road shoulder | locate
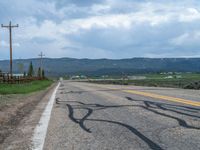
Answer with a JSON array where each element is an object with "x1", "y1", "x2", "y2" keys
[{"x1": 0, "y1": 83, "x2": 57, "y2": 150}]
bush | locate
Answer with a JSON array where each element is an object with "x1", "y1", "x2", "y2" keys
[{"x1": 184, "y1": 81, "x2": 200, "y2": 90}]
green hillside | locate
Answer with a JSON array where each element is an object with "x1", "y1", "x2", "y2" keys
[{"x1": 0, "y1": 58, "x2": 200, "y2": 77}]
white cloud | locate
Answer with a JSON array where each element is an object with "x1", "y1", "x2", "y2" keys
[
  {"x1": 91, "y1": 4, "x2": 111, "y2": 14},
  {"x1": 18, "y1": 11, "x2": 172, "y2": 41},
  {"x1": 171, "y1": 31, "x2": 200, "y2": 46},
  {"x1": 179, "y1": 8, "x2": 200, "y2": 22},
  {"x1": 15, "y1": 1, "x2": 200, "y2": 41},
  {"x1": 1, "y1": 41, "x2": 9, "y2": 47},
  {"x1": 0, "y1": 40, "x2": 20, "y2": 47},
  {"x1": 1, "y1": 0, "x2": 200, "y2": 59}
]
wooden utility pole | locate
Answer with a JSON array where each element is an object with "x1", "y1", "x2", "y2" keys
[
  {"x1": 38, "y1": 52, "x2": 45, "y2": 77},
  {"x1": 1, "y1": 21, "x2": 19, "y2": 77}
]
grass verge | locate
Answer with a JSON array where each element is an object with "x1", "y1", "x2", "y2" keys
[
  {"x1": 0, "y1": 80, "x2": 54, "y2": 95},
  {"x1": 88, "y1": 79, "x2": 200, "y2": 89}
]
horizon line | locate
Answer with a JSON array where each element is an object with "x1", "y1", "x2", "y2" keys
[{"x1": 0, "y1": 57, "x2": 200, "y2": 61}]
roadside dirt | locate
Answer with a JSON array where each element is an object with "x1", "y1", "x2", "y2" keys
[{"x1": 0, "y1": 83, "x2": 57, "y2": 148}]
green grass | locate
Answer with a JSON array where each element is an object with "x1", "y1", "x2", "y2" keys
[
  {"x1": 132, "y1": 73, "x2": 200, "y2": 80},
  {"x1": 126, "y1": 79, "x2": 196, "y2": 88},
  {"x1": 0, "y1": 80, "x2": 54, "y2": 95},
  {"x1": 89, "y1": 79, "x2": 200, "y2": 89},
  {"x1": 88, "y1": 73, "x2": 200, "y2": 89}
]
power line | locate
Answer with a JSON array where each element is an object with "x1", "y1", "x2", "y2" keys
[{"x1": 1, "y1": 21, "x2": 19, "y2": 77}]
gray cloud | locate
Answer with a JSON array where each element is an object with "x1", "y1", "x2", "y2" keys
[{"x1": 1, "y1": 0, "x2": 200, "y2": 59}]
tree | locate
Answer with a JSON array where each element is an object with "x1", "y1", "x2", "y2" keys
[
  {"x1": 23, "y1": 72, "x2": 26, "y2": 77},
  {"x1": 42, "y1": 69, "x2": 45, "y2": 78},
  {"x1": 28, "y1": 61, "x2": 34, "y2": 77},
  {"x1": 37, "y1": 67, "x2": 41, "y2": 78}
]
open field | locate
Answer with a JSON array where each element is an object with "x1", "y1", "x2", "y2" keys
[
  {"x1": 0, "y1": 80, "x2": 54, "y2": 95},
  {"x1": 87, "y1": 73, "x2": 200, "y2": 89}
]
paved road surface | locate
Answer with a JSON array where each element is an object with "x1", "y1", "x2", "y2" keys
[{"x1": 43, "y1": 81, "x2": 200, "y2": 150}]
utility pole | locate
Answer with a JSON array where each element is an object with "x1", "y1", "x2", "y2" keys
[
  {"x1": 1, "y1": 21, "x2": 19, "y2": 77},
  {"x1": 38, "y1": 52, "x2": 45, "y2": 77}
]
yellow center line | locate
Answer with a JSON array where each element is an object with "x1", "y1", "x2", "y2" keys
[
  {"x1": 86, "y1": 84, "x2": 200, "y2": 107},
  {"x1": 123, "y1": 90, "x2": 200, "y2": 107}
]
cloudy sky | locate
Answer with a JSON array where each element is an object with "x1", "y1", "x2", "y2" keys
[{"x1": 0, "y1": 0, "x2": 200, "y2": 59}]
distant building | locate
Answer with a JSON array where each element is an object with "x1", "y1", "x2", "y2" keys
[
  {"x1": 70, "y1": 75, "x2": 80, "y2": 80},
  {"x1": 164, "y1": 76, "x2": 173, "y2": 79},
  {"x1": 13, "y1": 73, "x2": 24, "y2": 77},
  {"x1": 128, "y1": 76, "x2": 146, "y2": 80},
  {"x1": 70, "y1": 75, "x2": 87, "y2": 80}
]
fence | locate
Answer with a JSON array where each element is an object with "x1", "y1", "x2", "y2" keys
[{"x1": 0, "y1": 73, "x2": 41, "y2": 84}]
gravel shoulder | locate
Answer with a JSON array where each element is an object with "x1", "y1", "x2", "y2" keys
[{"x1": 0, "y1": 83, "x2": 57, "y2": 149}]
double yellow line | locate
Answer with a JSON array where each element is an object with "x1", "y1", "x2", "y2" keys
[
  {"x1": 89, "y1": 85, "x2": 200, "y2": 107},
  {"x1": 123, "y1": 90, "x2": 200, "y2": 107},
  {"x1": 86, "y1": 83, "x2": 200, "y2": 107}
]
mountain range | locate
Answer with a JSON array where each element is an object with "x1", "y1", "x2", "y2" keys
[{"x1": 0, "y1": 58, "x2": 200, "y2": 77}]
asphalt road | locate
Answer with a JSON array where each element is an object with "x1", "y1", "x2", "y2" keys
[{"x1": 44, "y1": 81, "x2": 200, "y2": 150}]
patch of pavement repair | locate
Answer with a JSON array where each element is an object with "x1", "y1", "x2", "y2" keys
[
  {"x1": 0, "y1": 83, "x2": 58, "y2": 150},
  {"x1": 31, "y1": 82, "x2": 60, "y2": 150}
]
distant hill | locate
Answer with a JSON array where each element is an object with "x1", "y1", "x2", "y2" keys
[{"x1": 0, "y1": 58, "x2": 200, "y2": 77}]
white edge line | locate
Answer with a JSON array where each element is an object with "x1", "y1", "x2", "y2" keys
[{"x1": 31, "y1": 82, "x2": 60, "y2": 150}]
